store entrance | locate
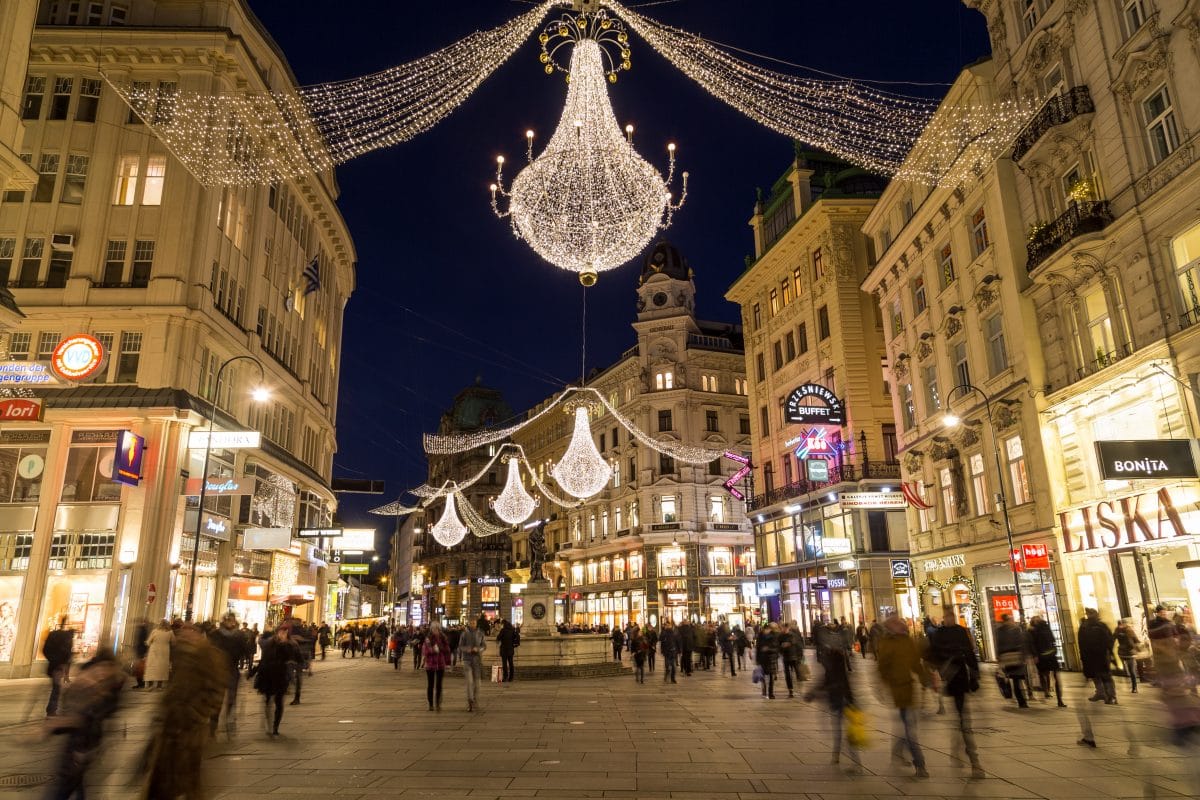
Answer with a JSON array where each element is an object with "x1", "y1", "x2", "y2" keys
[{"x1": 1111, "y1": 546, "x2": 1196, "y2": 636}]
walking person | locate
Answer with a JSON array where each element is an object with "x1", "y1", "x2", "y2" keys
[
  {"x1": 856, "y1": 622, "x2": 869, "y2": 660},
  {"x1": 611, "y1": 626, "x2": 624, "y2": 662},
  {"x1": 1078, "y1": 608, "x2": 1117, "y2": 704},
  {"x1": 631, "y1": 626, "x2": 647, "y2": 683},
  {"x1": 1028, "y1": 614, "x2": 1066, "y2": 707},
  {"x1": 732, "y1": 625, "x2": 748, "y2": 671},
  {"x1": 876, "y1": 614, "x2": 930, "y2": 779},
  {"x1": 779, "y1": 621, "x2": 805, "y2": 697},
  {"x1": 143, "y1": 620, "x2": 173, "y2": 691},
  {"x1": 644, "y1": 624, "x2": 657, "y2": 672},
  {"x1": 44, "y1": 647, "x2": 126, "y2": 800},
  {"x1": 815, "y1": 634, "x2": 861, "y2": 773},
  {"x1": 208, "y1": 613, "x2": 245, "y2": 737},
  {"x1": 755, "y1": 622, "x2": 779, "y2": 700},
  {"x1": 412, "y1": 626, "x2": 425, "y2": 669},
  {"x1": 317, "y1": 623, "x2": 331, "y2": 661},
  {"x1": 927, "y1": 607, "x2": 985, "y2": 779},
  {"x1": 253, "y1": 625, "x2": 300, "y2": 736},
  {"x1": 659, "y1": 620, "x2": 678, "y2": 683},
  {"x1": 422, "y1": 622, "x2": 451, "y2": 711},
  {"x1": 718, "y1": 621, "x2": 737, "y2": 677},
  {"x1": 1115, "y1": 618, "x2": 1142, "y2": 694},
  {"x1": 497, "y1": 620, "x2": 517, "y2": 683},
  {"x1": 994, "y1": 613, "x2": 1029, "y2": 708},
  {"x1": 42, "y1": 618, "x2": 75, "y2": 716},
  {"x1": 677, "y1": 619, "x2": 696, "y2": 676},
  {"x1": 458, "y1": 618, "x2": 486, "y2": 712},
  {"x1": 131, "y1": 619, "x2": 150, "y2": 689}
]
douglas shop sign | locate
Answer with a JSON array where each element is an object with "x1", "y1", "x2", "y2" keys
[
  {"x1": 1060, "y1": 487, "x2": 1194, "y2": 553},
  {"x1": 1094, "y1": 440, "x2": 1198, "y2": 480}
]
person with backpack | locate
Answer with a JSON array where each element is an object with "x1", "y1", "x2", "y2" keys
[
  {"x1": 43, "y1": 617, "x2": 75, "y2": 717},
  {"x1": 927, "y1": 607, "x2": 985, "y2": 779}
]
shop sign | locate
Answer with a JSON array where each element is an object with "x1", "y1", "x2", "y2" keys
[
  {"x1": 838, "y1": 491, "x2": 907, "y2": 509},
  {"x1": 182, "y1": 476, "x2": 252, "y2": 497},
  {"x1": 784, "y1": 383, "x2": 845, "y2": 425},
  {"x1": 0, "y1": 397, "x2": 44, "y2": 421},
  {"x1": 0, "y1": 362, "x2": 59, "y2": 386},
  {"x1": 822, "y1": 538, "x2": 852, "y2": 555},
  {"x1": 336, "y1": 529, "x2": 376, "y2": 551},
  {"x1": 805, "y1": 459, "x2": 829, "y2": 481},
  {"x1": 112, "y1": 430, "x2": 145, "y2": 486},
  {"x1": 890, "y1": 559, "x2": 912, "y2": 580},
  {"x1": 187, "y1": 430, "x2": 262, "y2": 450},
  {"x1": 991, "y1": 594, "x2": 1019, "y2": 621},
  {"x1": 1020, "y1": 542, "x2": 1051, "y2": 571},
  {"x1": 665, "y1": 592, "x2": 688, "y2": 603},
  {"x1": 828, "y1": 576, "x2": 849, "y2": 589},
  {"x1": 339, "y1": 563, "x2": 369, "y2": 574},
  {"x1": 1060, "y1": 487, "x2": 1194, "y2": 553},
  {"x1": 51, "y1": 334, "x2": 105, "y2": 380},
  {"x1": 201, "y1": 515, "x2": 230, "y2": 541},
  {"x1": 892, "y1": 578, "x2": 910, "y2": 592},
  {"x1": 922, "y1": 553, "x2": 966, "y2": 572},
  {"x1": 244, "y1": 527, "x2": 292, "y2": 550},
  {"x1": 1094, "y1": 440, "x2": 1198, "y2": 480},
  {"x1": 756, "y1": 580, "x2": 780, "y2": 596},
  {"x1": 298, "y1": 527, "x2": 342, "y2": 539},
  {"x1": 722, "y1": 451, "x2": 752, "y2": 501},
  {"x1": 456, "y1": 578, "x2": 469, "y2": 585},
  {"x1": 476, "y1": 576, "x2": 507, "y2": 584},
  {"x1": 481, "y1": 602, "x2": 499, "y2": 609}
]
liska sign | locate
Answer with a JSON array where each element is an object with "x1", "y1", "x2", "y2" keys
[{"x1": 1060, "y1": 487, "x2": 1194, "y2": 553}]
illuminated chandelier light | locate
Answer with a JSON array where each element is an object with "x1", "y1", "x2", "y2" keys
[
  {"x1": 458, "y1": 494, "x2": 510, "y2": 537},
  {"x1": 102, "y1": 1, "x2": 559, "y2": 186},
  {"x1": 607, "y1": 0, "x2": 1040, "y2": 186},
  {"x1": 490, "y1": 18, "x2": 686, "y2": 286},
  {"x1": 491, "y1": 457, "x2": 539, "y2": 525},
  {"x1": 430, "y1": 490, "x2": 469, "y2": 547},
  {"x1": 551, "y1": 404, "x2": 613, "y2": 499}
]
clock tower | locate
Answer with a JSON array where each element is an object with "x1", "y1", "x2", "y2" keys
[{"x1": 636, "y1": 240, "x2": 695, "y2": 322}]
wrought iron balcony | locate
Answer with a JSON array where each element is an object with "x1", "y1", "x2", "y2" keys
[
  {"x1": 1026, "y1": 200, "x2": 1113, "y2": 273},
  {"x1": 1012, "y1": 87, "x2": 1095, "y2": 163},
  {"x1": 747, "y1": 461, "x2": 901, "y2": 511}
]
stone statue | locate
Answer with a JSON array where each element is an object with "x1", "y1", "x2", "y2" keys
[{"x1": 528, "y1": 521, "x2": 547, "y2": 584}]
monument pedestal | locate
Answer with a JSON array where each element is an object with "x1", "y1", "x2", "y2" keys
[{"x1": 512, "y1": 580, "x2": 627, "y2": 679}]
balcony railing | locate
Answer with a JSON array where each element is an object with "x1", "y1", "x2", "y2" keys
[
  {"x1": 1026, "y1": 200, "x2": 1113, "y2": 273},
  {"x1": 1077, "y1": 342, "x2": 1133, "y2": 381},
  {"x1": 1012, "y1": 87, "x2": 1095, "y2": 162},
  {"x1": 748, "y1": 461, "x2": 901, "y2": 511},
  {"x1": 1181, "y1": 305, "x2": 1200, "y2": 331},
  {"x1": 93, "y1": 281, "x2": 147, "y2": 289}
]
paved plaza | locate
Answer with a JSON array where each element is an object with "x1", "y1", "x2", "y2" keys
[{"x1": 0, "y1": 652, "x2": 1196, "y2": 799}]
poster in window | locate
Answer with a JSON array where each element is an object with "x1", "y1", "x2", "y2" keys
[{"x1": 0, "y1": 576, "x2": 23, "y2": 661}]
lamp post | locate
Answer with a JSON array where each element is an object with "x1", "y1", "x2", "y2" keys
[
  {"x1": 184, "y1": 355, "x2": 269, "y2": 622},
  {"x1": 943, "y1": 383, "x2": 1023, "y2": 623}
]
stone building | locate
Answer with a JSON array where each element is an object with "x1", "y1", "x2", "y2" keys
[
  {"x1": 726, "y1": 148, "x2": 910, "y2": 636},
  {"x1": 0, "y1": 0, "x2": 354, "y2": 676}
]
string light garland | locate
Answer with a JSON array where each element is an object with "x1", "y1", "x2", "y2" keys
[
  {"x1": 368, "y1": 499, "x2": 420, "y2": 516},
  {"x1": 430, "y1": 490, "x2": 469, "y2": 547},
  {"x1": 551, "y1": 404, "x2": 614, "y2": 499},
  {"x1": 457, "y1": 492, "x2": 510, "y2": 537},
  {"x1": 491, "y1": 457, "x2": 539, "y2": 525},
  {"x1": 491, "y1": 30, "x2": 686, "y2": 285}
]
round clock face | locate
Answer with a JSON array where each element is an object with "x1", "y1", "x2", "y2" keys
[
  {"x1": 652, "y1": 292, "x2": 668, "y2": 307},
  {"x1": 530, "y1": 602, "x2": 547, "y2": 620}
]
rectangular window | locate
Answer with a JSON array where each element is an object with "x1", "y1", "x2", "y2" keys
[
  {"x1": 0, "y1": 238, "x2": 13, "y2": 285},
  {"x1": 22, "y1": 76, "x2": 45, "y2": 120},
  {"x1": 19, "y1": 238, "x2": 43, "y2": 284},
  {"x1": 49, "y1": 77, "x2": 72, "y2": 120},
  {"x1": 628, "y1": 456, "x2": 637, "y2": 484},
  {"x1": 882, "y1": 424, "x2": 898, "y2": 461},
  {"x1": 116, "y1": 331, "x2": 141, "y2": 382},
  {"x1": 755, "y1": 353, "x2": 765, "y2": 382},
  {"x1": 660, "y1": 496, "x2": 677, "y2": 523},
  {"x1": 797, "y1": 322, "x2": 808, "y2": 354},
  {"x1": 1172, "y1": 222, "x2": 1200, "y2": 317},
  {"x1": 1144, "y1": 85, "x2": 1180, "y2": 165},
  {"x1": 705, "y1": 409, "x2": 719, "y2": 432},
  {"x1": 953, "y1": 342, "x2": 971, "y2": 388},
  {"x1": 891, "y1": 298, "x2": 904, "y2": 337},
  {"x1": 818, "y1": 306, "x2": 831, "y2": 340},
  {"x1": 769, "y1": 288, "x2": 779, "y2": 315},
  {"x1": 126, "y1": 80, "x2": 149, "y2": 123},
  {"x1": 739, "y1": 415, "x2": 751, "y2": 435},
  {"x1": 784, "y1": 331, "x2": 796, "y2": 361},
  {"x1": 142, "y1": 156, "x2": 166, "y2": 205},
  {"x1": 37, "y1": 332, "x2": 61, "y2": 360},
  {"x1": 102, "y1": 240, "x2": 126, "y2": 285},
  {"x1": 47, "y1": 248, "x2": 71, "y2": 287},
  {"x1": 969, "y1": 452, "x2": 989, "y2": 515},
  {"x1": 113, "y1": 155, "x2": 138, "y2": 205},
  {"x1": 109, "y1": 4, "x2": 127, "y2": 24},
  {"x1": 752, "y1": 303, "x2": 761, "y2": 330},
  {"x1": 658, "y1": 453, "x2": 675, "y2": 475},
  {"x1": 1021, "y1": 0, "x2": 1039, "y2": 36},
  {"x1": 87, "y1": 1, "x2": 103, "y2": 24},
  {"x1": 781, "y1": 278, "x2": 793, "y2": 306},
  {"x1": 782, "y1": 455, "x2": 794, "y2": 485},
  {"x1": 61, "y1": 154, "x2": 87, "y2": 204},
  {"x1": 793, "y1": 265, "x2": 803, "y2": 297},
  {"x1": 709, "y1": 458, "x2": 722, "y2": 476},
  {"x1": 812, "y1": 248, "x2": 823, "y2": 281},
  {"x1": 131, "y1": 240, "x2": 154, "y2": 286},
  {"x1": 153, "y1": 82, "x2": 177, "y2": 124},
  {"x1": 923, "y1": 365, "x2": 940, "y2": 413},
  {"x1": 2, "y1": 154, "x2": 31, "y2": 203},
  {"x1": 655, "y1": 371, "x2": 674, "y2": 390},
  {"x1": 1122, "y1": 0, "x2": 1146, "y2": 36},
  {"x1": 1003, "y1": 435, "x2": 1031, "y2": 506},
  {"x1": 825, "y1": 366, "x2": 835, "y2": 393},
  {"x1": 76, "y1": 78, "x2": 100, "y2": 122},
  {"x1": 92, "y1": 333, "x2": 114, "y2": 383},
  {"x1": 9, "y1": 332, "x2": 31, "y2": 361},
  {"x1": 985, "y1": 314, "x2": 1008, "y2": 375},
  {"x1": 760, "y1": 405, "x2": 769, "y2": 436},
  {"x1": 901, "y1": 383, "x2": 915, "y2": 429},
  {"x1": 1082, "y1": 283, "x2": 1116, "y2": 363},
  {"x1": 658, "y1": 409, "x2": 672, "y2": 432},
  {"x1": 971, "y1": 207, "x2": 990, "y2": 256},
  {"x1": 912, "y1": 275, "x2": 927, "y2": 314},
  {"x1": 34, "y1": 153, "x2": 58, "y2": 203},
  {"x1": 940, "y1": 466, "x2": 958, "y2": 524},
  {"x1": 772, "y1": 340, "x2": 783, "y2": 371},
  {"x1": 939, "y1": 243, "x2": 956, "y2": 287}
]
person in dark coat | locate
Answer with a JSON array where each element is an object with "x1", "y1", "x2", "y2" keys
[
  {"x1": 927, "y1": 607, "x2": 984, "y2": 778},
  {"x1": 659, "y1": 621, "x2": 679, "y2": 683},
  {"x1": 815, "y1": 634, "x2": 859, "y2": 771},
  {"x1": 644, "y1": 624, "x2": 658, "y2": 672},
  {"x1": 611, "y1": 626, "x2": 625, "y2": 661},
  {"x1": 208, "y1": 613, "x2": 245, "y2": 736},
  {"x1": 43, "y1": 617, "x2": 75, "y2": 717},
  {"x1": 1078, "y1": 608, "x2": 1117, "y2": 704},
  {"x1": 993, "y1": 613, "x2": 1029, "y2": 708},
  {"x1": 45, "y1": 648, "x2": 126, "y2": 799},
  {"x1": 497, "y1": 619, "x2": 518, "y2": 682},
  {"x1": 676, "y1": 620, "x2": 696, "y2": 676},
  {"x1": 253, "y1": 626, "x2": 300, "y2": 735},
  {"x1": 1028, "y1": 615, "x2": 1066, "y2": 706},
  {"x1": 755, "y1": 623, "x2": 780, "y2": 699},
  {"x1": 132, "y1": 619, "x2": 150, "y2": 688},
  {"x1": 317, "y1": 623, "x2": 331, "y2": 660},
  {"x1": 779, "y1": 621, "x2": 804, "y2": 696}
]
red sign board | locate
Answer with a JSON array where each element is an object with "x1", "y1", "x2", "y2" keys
[
  {"x1": 0, "y1": 397, "x2": 44, "y2": 421},
  {"x1": 991, "y1": 594, "x2": 1019, "y2": 622},
  {"x1": 146, "y1": 583, "x2": 157, "y2": 604},
  {"x1": 51, "y1": 334, "x2": 105, "y2": 380},
  {"x1": 1021, "y1": 543, "x2": 1051, "y2": 571}
]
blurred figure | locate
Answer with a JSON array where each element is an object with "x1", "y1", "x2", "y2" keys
[
  {"x1": 677, "y1": 619, "x2": 696, "y2": 676},
  {"x1": 208, "y1": 613, "x2": 244, "y2": 737},
  {"x1": 876, "y1": 614, "x2": 930, "y2": 779},
  {"x1": 317, "y1": 622, "x2": 331, "y2": 660},
  {"x1": 1114, "y1": 618, "x2": 1142, "y2": 694},
  {"x1": 253, "y1": 626, "x2": 299, "y2": 736},
  {"x1": 994, "y1": 613, "x2": 1029, "y2": 708},
  {"x1": 497, "y1": 619, "x2": 517, "y2": 683},
  {"x1": 1079, "y1": 608, "x2": 1117, "y2": 704},
  {"x1": 422, "y1": 622, "x2": 451, "y2": 711},
  {"x1": 1028, "y1": 615, "x2": 1066, "y2": 707},
  {"x1": 779, "y1": 621, "x2": 804, "y2": 697},
  {"x1": 927, "y1": 607, "x2": 984, "y2": 779},
  {"x1": 659, "y1": 621, "x2": 678, "y2": 684},
  {"x1": 457, "y1": 617, "x2": 486, "y2": 712},
  {"x1": 42, "y1": 617, "x2": 75, "y2": 717},
  {"x1": 131, "y1": 619, "x2": 150, "y2": 689},
  {"x1": 140, "y1": 625, "x2": 225, "y2": 799},
  {"x1": 755, "y1": 622, "x2": 779, "y2": 700},
  {"x1": 143, "y1": 621, "x2": 173, "y2": 690},
  {"x1": 815, "y1": 633, "x2": 860, "y2": 773},
  {"x1": 44, "y1": 647, "x2": 126, "y2": 800}
]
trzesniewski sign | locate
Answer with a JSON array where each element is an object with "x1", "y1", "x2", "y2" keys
[
  {"x1": 1094, "y1": 439, "x2": 1198, "y2": 480},
  {"x1": 784, "y1": 383, "x2": 845, "y2": 426}
]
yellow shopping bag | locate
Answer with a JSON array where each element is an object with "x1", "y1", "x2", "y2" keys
[{"x1": 844, "y1": 704, "x2": 869, "y2": 749}]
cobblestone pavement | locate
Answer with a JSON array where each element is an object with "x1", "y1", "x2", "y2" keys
[{"x1": 0, "y1": 651, "x2": 1196, "y2": 799}]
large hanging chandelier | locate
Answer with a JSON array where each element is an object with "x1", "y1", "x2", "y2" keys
[
  {"x1": 430, "y1": 491, "x2": 469, "y2": 547},
  {"x1": 491, "y1": 457, "x2": 539, "y2": 525},
  {"x1": 551, "y1": 404, "x2": 613, "y2": 499},
  {"x1": 491, "y1": 10, "x2": 686, "y2": 286}
]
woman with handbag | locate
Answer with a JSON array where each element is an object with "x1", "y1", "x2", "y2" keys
[
  {"x1": 993, "y1": 613, "x2": 1029, "y2": 708},
  {"x1": 928, "y1": 608, "x2": 985, "y2": 779},
  {"x1": 1115, "y1": 618, "x2": 1142, "y2": 693},
  {"x1": 422, "y1": 622, "x2": 452, "y2": 711},
  {"x1": 1028, "y1": 615, "x2": 1066, "y2": 707}
]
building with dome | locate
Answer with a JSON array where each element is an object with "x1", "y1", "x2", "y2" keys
[
  {"x1": 507, "y1": 242, "x2": 755, "y2": 629},
  {"x1": 726, "y1": 147, "x2": 911, "y2": 635}
]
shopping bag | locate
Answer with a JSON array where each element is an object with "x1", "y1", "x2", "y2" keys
[
  {"x1": 994, "y1": 669, "x2": 1012, "y2": 699},
  {"x1": 491, "y1": 664, "x2": 503, "y2": 683},
  {"x1": 844, "y1": 704, "x2": 868, "y2": 749},
  {"x1": 751, "y1": 665, "x2": 764, "y2": 684}
]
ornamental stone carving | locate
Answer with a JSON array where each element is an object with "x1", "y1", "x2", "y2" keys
[
  {"x1": 992, "y1": 399, "x2": 1023, "y2": 431},
  {"x1": 975, "y1": 284, "x2": 999, "y2": 312},
  {"x1": 955, "y1": 425, "x2": 981, "y2": 448},
  {"x1": 916, "y1": 339, "x2": 934, "y2": 361},
  {"x1": 902, "y1": 450, "x2": 925, "y2": 474},
  {"x1": 1137, "y1": 141, "x2": 1197, "y2": 200},
  {"x1": 928, "y1": 439, "x2": 955, "y2": 461},
  {"x1": 893, "y1": 358, "x2": 910, "y2": 379},
  {"x1": 945, "y1": 315, "x2": 964, "y2": 338}
]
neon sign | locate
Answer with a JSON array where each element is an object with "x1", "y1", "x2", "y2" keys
[{"x1": 722, "y1": 451, "x2": 752, "y2": 501}]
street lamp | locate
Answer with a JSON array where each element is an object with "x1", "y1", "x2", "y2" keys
[
  {"x1": 184, "y1": 355, "x2": 270, "y2": 622},
  {"x1": 943, "y1": 383, "x2": 1023, "y2": 623}
]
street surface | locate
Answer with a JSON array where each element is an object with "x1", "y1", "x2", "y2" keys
[{"x1": 0, "y1": 652, "x2": 1195, "y2": 799}]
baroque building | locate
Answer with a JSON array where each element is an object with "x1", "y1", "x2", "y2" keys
[
  {"x1": 0, "y1": 0, "x2": 355, "y2": 676},
  {"x1": 509, "y1": 242, "x2": 754, "y2": 629},
  {"x1": 966, "y1": 0, "x2": 1200, "y2": 638},
  {"x1": 727, "y1": 148, "x2": 910, "y2": 637}
]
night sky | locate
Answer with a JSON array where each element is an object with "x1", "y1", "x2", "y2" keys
[{"x1": 245, "y1": 0, "x2": 990, "y2": 562}]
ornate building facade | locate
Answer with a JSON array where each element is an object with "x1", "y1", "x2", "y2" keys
[
  {"x1": 0, "y1": 0, "x2": 355, "y2": 676},
  {"x1": 727, "y1": 149, "x2": 910, "y2": 636}
]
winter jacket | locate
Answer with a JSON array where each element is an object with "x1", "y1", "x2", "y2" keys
[
  {"x1": 876, "y1": 631, "x2": 927, "y2": 708},
  {"x1": 422, "y1": 634, "x2": 452, "y2": 670},
  {"x1": 659, "y1": 627, "x2": 678, "y2": 657},
  {"x1": 926, "y1": 623, "x2": 978, "y2": 695},
  {"x1": 254, "y1": 637, "x2": 299, "y2": 696},
  {"x1": 457, "y1": 628, "x2": 486, "y2": 664},
  {"x1": 1077, "y1": 618, "x2": 1115, "y2": 679},
  {"x1": 497, "y1": 625, "x2": 517, "y2": 656}
]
